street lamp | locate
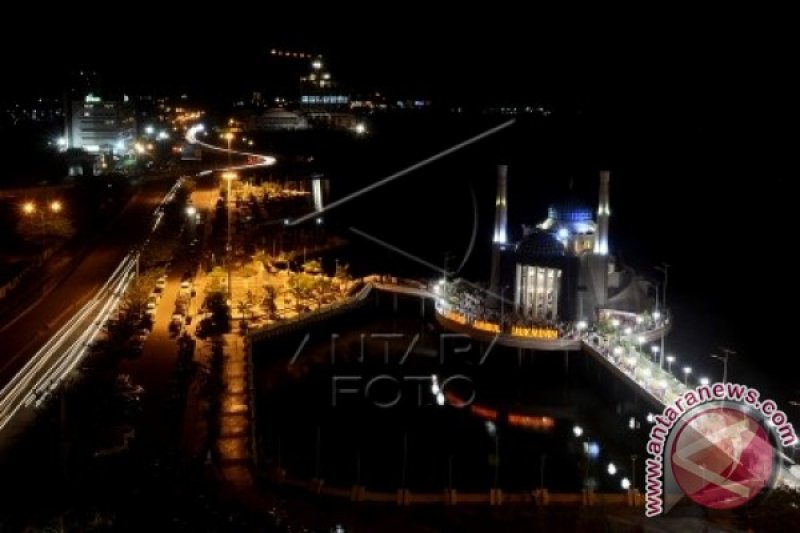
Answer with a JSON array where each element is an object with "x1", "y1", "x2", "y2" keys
[
  {"x1": 221, "y1": 171, "x2": 238, "y2": 295},
  {"x1": 682, "y1": 366, "x2": 692, "y2": 385},
  {"x1": 666, "y1": 355, "x2": 675, "y2": 374},
  {"x1": 650, "y1": 345, "x2": 660, "y2": 363},
  {"x1": 22, "y1": 200, "x2": 63, "y2": 263},
  {"x1": 222, "y1": 132, "x2": 234, "y2": 166},
  {"x1": 699, "y1": 377, "x2": 710, "y2": 386},
  {"x1": 573, "y1": 425, "x2": 583, "y2": 438},
  {"x1": 607, "y1": 462, "x2": 617, "y2": 476},
  {"x1": 711, "y1": 348, "x2": 735, "y2": 384}
]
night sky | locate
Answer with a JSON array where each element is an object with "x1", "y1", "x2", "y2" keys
[
  {"x1": 3, "y1": 11, "x2": 793, "y2": 183},
  {"x1": 2, "y1": 11, "x2": 792, "y2": 114}
]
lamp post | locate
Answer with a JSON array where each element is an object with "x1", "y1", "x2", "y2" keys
[
  {"x1": 22, "y1": 200, "x2": 63, "y2": 264},
  {"x1": 666, "y1": 355, "x2": 675, "y2": 374},
  {"x1": 500, "y1": 285, "x2": 509, "y2": 332},
  {"x1": 655, "y1": 263, "x2": 670, "y2": 368},
  {"x1": 611, "y1": 318, "x2": 620, "y2": 345},
  {"x1": 711, "y1": 348, "x2": 735, "y2": 384},
  {"x1": 539, "y1": 453, "x2": 546, "y2": 490},
  {"x1": 221, "y1": 171, "x2": 238, "y2": 295},
  {"x1": 223, "y1": 132, "x2": 234, "y2": 166},
  {"x1": 650, "y1": 345, "x2": 660, "y2": 364},
  {"x1": 682, "y1": 366, "x2": 692, "y2": 385},
  {"x1": 631, "y1": 454, "x2": 638, "y2": 491}
]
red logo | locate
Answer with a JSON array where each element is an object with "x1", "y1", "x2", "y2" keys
[{"x1": 671, "y1": 406, "x2": 775, "y2": 509}]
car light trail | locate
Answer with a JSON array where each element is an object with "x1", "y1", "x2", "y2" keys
[{"x1": 0, "y1": 177, "x2": 187, "y2": 434}]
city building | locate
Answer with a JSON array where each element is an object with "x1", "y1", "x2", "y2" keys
[
  {"x1": 299, "y1": 56, "x2": 350, "y2": 111},
  {"x1": 66, "y1": 93, "x2": 136, "y2": 154},
  {"x1": 490, "y1": 168, "x2": 651, "y2": 322},
  {"x1": 247, "y1": 107, "x2": 309, "y2": 131}
]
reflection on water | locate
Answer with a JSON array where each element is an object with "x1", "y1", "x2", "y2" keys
[{"x1": 253, "y1": 296, "x2": 652, "y2": 493}]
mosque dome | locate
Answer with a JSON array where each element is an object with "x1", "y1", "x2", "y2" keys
[{"x1": 515, "y1": 231, "x2": 565, "y2": 261}]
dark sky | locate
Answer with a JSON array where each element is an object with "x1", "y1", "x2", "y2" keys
[
  {"x1": 2, "y1": 9, "x2": 794, "y2": 114},
  {"x1": 2, "y1": 8, "x2": 794, "y2": 180}
]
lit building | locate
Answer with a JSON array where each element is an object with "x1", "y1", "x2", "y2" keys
[
  {"x1": 299, "y1": 56, "x2": 350, "y2": 110},
  {"x1": 67, "y1": 94, "x2": 136, "y2": 154},
  {"x1": 248, "y1": 108, "x2": 309, "y2": 131},
  {"x1": 492, "y1": 168, "x2": 650, "y2": 322}
]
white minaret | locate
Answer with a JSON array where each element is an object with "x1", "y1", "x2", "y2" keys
[
  {"x1": 492, "y1": 165, "x2": 508, "y2": 245},
  {"x1": 594, "y1": 170, "x2": 610, "y2": 255},
  {"x1": 489, "y1": 165, "x2": 508, "y2": 298},
  {"x1": 312, "y1": 177, "x2": 324, "y2": 212}
]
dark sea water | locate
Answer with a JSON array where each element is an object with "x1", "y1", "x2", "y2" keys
[{"x1": 253, "y1": 297, "x2": 652, "y2": 492}]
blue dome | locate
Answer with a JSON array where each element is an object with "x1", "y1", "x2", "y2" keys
[
  {"x1": 516, "y1": 231, "x2": 565, "y2": 260},
  {"x1": 547, "y1": 199, "x2": 593, "y2": 224}
]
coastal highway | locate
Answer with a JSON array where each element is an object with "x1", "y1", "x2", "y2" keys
[{"x1": 0, "y1": 177, "x2": 182, "y2": 437}]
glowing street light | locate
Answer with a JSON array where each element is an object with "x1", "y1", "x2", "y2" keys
[
  {"x1": 222, "y1": 132, "x2": 235, "y2": 165},
  {"x1": 682, "y1": 366, "x2": 692, "y2": 385},
  {"x1": 573, "y1": 425, "x2": 583, "y2": 438},
  {"x1": 186, "y1": 205, "x2": 197, "y2": 217},
  {"x1": 666, "y1": 355, "x2": 675, "y2": 373},
  {"x1": 607, "y1": 463, "x2": 617, "y2": 476},
  {"x1": 221, "y1": 171, "x2": 238, "y2": 294},
  {"x1": 621, "y1": 477, "x2": 631, "y2": 490},
  {"x1": 22, "y1": 200, "x2": 64, "y2": 263},
  {"x1": 354, "y1": 122, "x2": 367, "y2": 135},
  {"x1": 650, "y1": 345, "x2": 660, "y2": 362},
  {"x1": 699, "y1": 377, "x2": 710, "y2": 386},
  {"x1": 653, "y1": 311, "x2": 661, "y2": 321}
]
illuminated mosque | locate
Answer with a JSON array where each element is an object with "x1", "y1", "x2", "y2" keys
[{"x1": 488, "y1": 166, "x2": 651, "y2": 322}]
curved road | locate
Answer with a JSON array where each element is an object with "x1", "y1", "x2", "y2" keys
[{"x1": 0, "y1": 129, "x2": 277, "y2": 442}]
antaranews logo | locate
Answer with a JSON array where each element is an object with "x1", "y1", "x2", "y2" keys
[{"x1": 644, "y1": 382, "x2": 798, "y2": 517}]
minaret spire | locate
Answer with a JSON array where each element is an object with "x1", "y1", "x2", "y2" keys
[
  {"x1": 594, "y1": 170, "x2": 610, "y2": 255},
  {"x1": 489, "y1": 165, "x2": 508, "y2": 298}
]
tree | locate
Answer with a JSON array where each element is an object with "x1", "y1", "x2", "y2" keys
[
  {"x1": 206, "y1": 266, "x2": 227, "y2": 294},
  {"x1": 288, "y1": 273, "x2": 315, "y2": 312},
  {"x1": 16, "y1": 211, "x2": 75, "y2": 243},
  {"x1": 122, "y1": 268, "x2": 163, "y2": 320},
  {"x1": 205, "y1": 291, "x2": 230, "y2": 334},
  {"x1": 334, "y1": 263, "x2": 351, "y2": 294},
  {"x1": 263, "y1": 283, "x2": 279, "y2": 319},
  {"x1": 313, "y1": 276, "x2": 334, "y2": 308},
  {"x1": 139, "y1": 236, "x2": 175, "y2": 268},
  {"x1": 302, "y1": 259, "x2": 322, "y2": 274}
]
